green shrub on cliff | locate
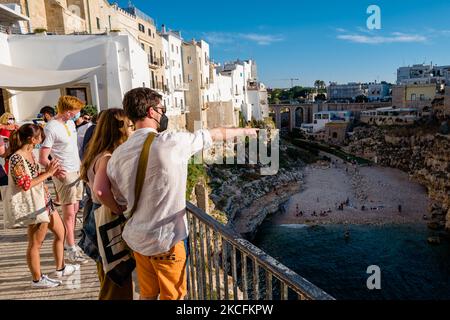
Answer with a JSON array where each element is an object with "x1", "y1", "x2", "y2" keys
[{"x1": 187, "y1": 163, "x2": 208, "y2": 199}]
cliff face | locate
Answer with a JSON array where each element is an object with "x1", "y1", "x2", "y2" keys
[
  {"x1": 347, "y1": 126, "x2": 450, "y2": 231},
  {"x1": 203, "y1": 139, "x2": 316, "y2": 236}
]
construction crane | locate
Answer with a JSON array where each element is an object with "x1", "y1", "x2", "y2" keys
[{"x1": 277, "y1": 78, "x2": 300, "y2": 88}]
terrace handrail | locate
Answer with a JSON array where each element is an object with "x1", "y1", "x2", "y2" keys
[{"x1": 186, "y1": 202, "x2": 335, "y2": 300}]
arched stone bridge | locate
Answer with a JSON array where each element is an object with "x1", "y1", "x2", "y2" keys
[
  {"x1": 269, "y1": 102, "x2": 391, "y2": 132},
  {"x1": 269, "y1": 104, "x2": 313, "y2": 132}
]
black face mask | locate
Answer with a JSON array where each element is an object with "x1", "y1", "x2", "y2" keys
[{"x1": 153, "y1": 109, "x2": 169, "y2": 132}]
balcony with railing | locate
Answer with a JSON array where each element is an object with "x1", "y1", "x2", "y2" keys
[
  {"x1": 152, "y1": 81, "x2": 169, "y2": 93},
  {"x1": 247, "y1": 81, "x2": 260, "y2": 90},
  {"x1": 174, "y1": 82, "x2": 190, "y2": 91},
  {"x1": 0, "y1": 25, "x2": 24, "y2": 34},
  {"x1": 186, "y1": 202, "x2": 334, "y2": 300},
  {"x1": 148, "y1": 55, "x2": 162, "y2": 68}
]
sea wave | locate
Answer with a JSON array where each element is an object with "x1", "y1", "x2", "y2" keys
[{"x1": 279, "y1": 224, "x2": 309, "y2": 229}]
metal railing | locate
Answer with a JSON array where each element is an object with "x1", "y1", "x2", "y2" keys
[
  {"x1": 148, "y1": 55, "x2": 162, "y2": 68},
  {"x1": 174, "y1": 83, "x2": 190, "y2": 91},
  {"x1": 186, "y1": 202, "x2": 334, "y2": 300},
  {"x1": 0, "y1": 25, "x2": 24, "y2": 34}
]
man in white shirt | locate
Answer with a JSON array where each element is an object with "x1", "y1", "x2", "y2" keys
[
  {"x1": 104, "y1": 87, "x2": 257, "y2": 300},
  {"x1": 39, "y1": 96, "x2": 87, "y2": 264}
]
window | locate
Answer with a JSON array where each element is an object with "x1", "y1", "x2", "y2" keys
[
  {"x1": 138, "y1": 23, "x2": 145, "y2": 33},
  {"x1": 96, "y1": 17, "x2": 100, "y2": 30},
  {"x1": 420, "y1": 94, "x2": 425, "y2": 101},
  {"x1": 175, "y1": 97, "x2": 178, "y2": 107},
  {"x1": 66, "y1": 87, "x2": 88, "y2": 103},
  {"x1": 173, "y1": 76, "x2": 176, "y2": 87},
  {"x1": 187, "y1": 56, "x2": 192, "y2": 64},
  {"x1": 171, "y1": 44, "x2": 174, "y2": 52},
  {"x1": 179, "y1": 74, "x2": 182, "y2": 84},
  {"x1": 411, "y1": 93, "x2": 416, "y2": 101},
  {"x1": 188, "y1": 74, "x2": 193, "y2": 82},
  {"x1": 108, "y1": 16, "x2": 112, "y2": 30},
  {"x1": 151, "y1": 71, "x2": 155, "y2": 88},
  {"x1": 141, "y1": 43, "x2": 145, "y2": 50},
  {"x1": 148, "y1": 29, "x2": 152, "y2": 37}
]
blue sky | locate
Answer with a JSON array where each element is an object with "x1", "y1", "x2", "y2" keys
[{"x1": 116, "y1": 0, "x2": 450, "y2": 88}]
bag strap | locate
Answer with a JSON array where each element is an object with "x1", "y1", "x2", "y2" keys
[{"x1": 129, "y1": 132, "x2": 156, "y2": 218}]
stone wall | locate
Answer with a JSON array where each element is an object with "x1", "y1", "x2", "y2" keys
[
  {"x1": 347, "y1": 126, "x2": 450, "y2": 231},
  {"x1": 206, "y1": 101, "x2": 235, "y2": 128},
  {"x1": 0, "y1": 0, "x2": 48, "y2": 31},
  {"x1": 168, "y1": 114, "x2": 186, "y2": 131}
]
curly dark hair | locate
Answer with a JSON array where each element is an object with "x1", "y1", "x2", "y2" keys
[{"x1": 122, "y1": 87, "x2": 162, "y2": 123}]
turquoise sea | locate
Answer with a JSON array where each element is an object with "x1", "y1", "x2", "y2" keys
[{"x1": 253, "y1": 222, "x2": 450, "y2": 300}]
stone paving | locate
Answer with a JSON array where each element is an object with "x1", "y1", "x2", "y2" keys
[{"x1": 0, "y1": 183, "x2": 139, "y2": 300}]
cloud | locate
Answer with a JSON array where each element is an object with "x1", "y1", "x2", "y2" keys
[
  {"x1": 202, "y1": 32, "x2": 284, "y2": 46},
  {"x1": 202, "y1": 32, "x2": 235, "y2": 45},
  {"x1": 337, "y1": 32, "x2": 428, "y2": 44},
  {"x1": 238, "y1": 33, "x2": 284, "y2": 45}
]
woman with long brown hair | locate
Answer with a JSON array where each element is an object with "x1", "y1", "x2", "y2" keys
[
  {"x1": 5, "y1": 124, "x2": 80, "y2": 288},
  {"x1": 79, "y1": 108, "x2": 134, "y2": 299}
]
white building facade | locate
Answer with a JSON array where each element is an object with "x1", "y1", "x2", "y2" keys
[
  {"x1": 161, "y1": 30, "x2": 187, "y2": 116},
  {"x1": 0, "y1": 32, "x2": 150, "y2": 120}
]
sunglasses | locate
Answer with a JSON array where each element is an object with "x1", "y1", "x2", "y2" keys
[{"x1": 8, "y1": 118, "x2": 15, "y2": 120}]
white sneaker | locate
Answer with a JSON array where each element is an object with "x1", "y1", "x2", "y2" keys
[
  {"x1": 64, "y1": 244, "x2": 82, "y2": 252},
  {"x1": 67, "y1": 249, "x2": 89, "y2": 264},
  {"x1": 55, "y1": 264, "x2": 80, "y2": 278},
  {"x1": 31, "y1": 275, "x2": 62, "y2": 289}
]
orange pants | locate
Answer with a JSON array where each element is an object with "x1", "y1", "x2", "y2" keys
[{"x1": 134, "y1": 241, "x2": 187, "y2": 300}]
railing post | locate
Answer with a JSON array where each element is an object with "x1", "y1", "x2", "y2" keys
[
  {"x1": 265, "y1": 272, "x2": 273, "y2": 300},
  {"x1": 221, "y1": 238, "x2": 229, "y2": 300},
  {"x1": 280, "y1": 282, "x2": 288, "y2": 300},
  {"x1": 213, "y1": 231, "x2": 221, "y2": 299},
  {"x1": 253, "y1": 260, "x2": 259, "y2": 300},
  {"x1": 187, "y1": 213, "x2": 197, "y2": 300},
  {"x1": 205, "y1": 228, "x2": 214, "y2": 299},
  {"x1": 231, "y1": 246, "x2": 238, "y2": 300},
  {"x1": 198, "y1": 222, "x2": 208, "y2": 299},
  {"x1": 192, "y1": 217, "x2": 204, "y2": 299},
  {"x1": 242, "y1": 253, "x2": 248, "y2": 300}
]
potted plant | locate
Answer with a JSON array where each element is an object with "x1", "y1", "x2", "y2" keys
[{"x1": 34, "y1": 28, "x2": 47, "y2": 35}]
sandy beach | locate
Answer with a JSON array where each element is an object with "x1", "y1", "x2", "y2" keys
[{"x1": 274, "y1": 156, "x2": 430, "y2": 226}]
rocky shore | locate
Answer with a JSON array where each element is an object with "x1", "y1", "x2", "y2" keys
[
  {"x1": 346, "y1": 126, "x2": 450, "y2": 231},
  {"x1": 204, "y1": 139, "x2": 316, "y2": 238}
]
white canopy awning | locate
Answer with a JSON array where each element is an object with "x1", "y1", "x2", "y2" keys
[{"x1": 0, "y1": 63, "x2": 104, "y2": 91}]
